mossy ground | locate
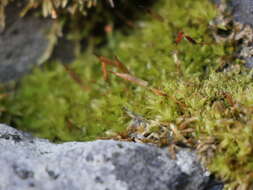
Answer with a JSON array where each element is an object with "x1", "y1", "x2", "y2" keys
[{"x1": 1, "y1": 0, "x2": 253, "y2": 189}]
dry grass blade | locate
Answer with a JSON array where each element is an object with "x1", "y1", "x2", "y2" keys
[
  {"x1": 63, "y1": 64, "x2": 90, "y2": 91},
  {"x1": 102, "y1": 62, "x2": 108, "y2": 80},
  {"x1": 168, "y1": 144, "x2": 178, "y2": 160},
  {"x1": 96, "y1": 54, "x2": 168, "y2": 98},
  {"x1": 185, "y1": 35, "x2": 197, "y2": 45},
  {"x1": 114, "y1": 56, "x2": 130, "y2": 73},
  {"x1": 176, "y1": 32, "x2": 198, "y2": 45},
  {"x1": 170, "y1": 123, "x2": 188, "y2": 143},
  {"x1": 145, "y1": 8, "x2": 164, "y2": 22},
  {"x1": 150, "y1": 88, "x2": 168, "y2": 97},
  {"x1": 96, "y1": 55, "x2": 130, "y2": 75},
  {"x1": 65, "y1": 117, "x2": 74, "y2": 130},
  {"x1": 20, "y1": 1, "x2": 39, "y2": 17},
  {"x1": 179, "y1": 117, "x2": 197, "y2": 130},
  {"x1": 110, "y1": 72, "x2": 168, "y2": 97},
  {"x1": 95, "y1": 55, "x2": 130, "y2": 81},
  {"x1": 95, "y1": 55, "x2": 112, "y2": 80},
  {"x1": 110, "y1": 71, "x2": 149, "y2": 87},
  {"x1": 96, "y1": 55, "x2": 115, "y2": 67},
  {"x1": 222, "y1": 92, "x2": 235, "y2": 106}
]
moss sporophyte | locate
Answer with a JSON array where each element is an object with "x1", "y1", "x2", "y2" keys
[{"x1": 1, "y1": 0, "x2": 253, "y2": 189}]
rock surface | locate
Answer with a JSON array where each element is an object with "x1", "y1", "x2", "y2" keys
[
  {"x1": 229, "y1": 0, "x2": 253, "y2": 67},
  {"x1": 212, "y1": 0, "x2": 253, "y2": 68},
  {"x1": 230, "y1": 0, "x2": 253, "y2": 26},
  {"x1": 213, "y1": 0, "x2": 253, "y2": 26},
  {"x1": 0, "y1": 124, "x2": 222, "y2": 190},
  {"x1": 0, "y1": 1, "x2": 52, "y2": 83}
]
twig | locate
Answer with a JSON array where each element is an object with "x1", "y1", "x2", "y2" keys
[{"x1": 63, "y1": 64, "x2": 90, "y2": 91}]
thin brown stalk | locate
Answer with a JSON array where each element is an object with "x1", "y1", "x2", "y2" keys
[{"x1": 63, "y1": 64, "x2": 90, "y2": 91}]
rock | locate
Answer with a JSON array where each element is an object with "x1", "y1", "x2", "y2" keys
[
  {"x1": 213, "y1": 0, "x2": 253, "y2": 26},
  {"x1": 229, "y1": 0, "x2": 253, "y2": 67},
  {"x1": 0, "y1": 1, "x2": 75, "y2": 83},
  {"x1": 0, "y1": 124, "x2": 221, "y2": 190},
  {"x1": 211, "y1": 0, "x2": 253, "y2": 68},
  {"x1": 230, "y1": 0, "x2": 253, "y2": 26},
  {"x1": 51, "y1": 37, "x2": 76, "y2": 64},
  {"x1": 0, "y1": 1, "x2": 52, "y2": 83}
]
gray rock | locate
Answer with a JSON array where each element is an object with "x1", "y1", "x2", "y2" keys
[
  {"x1": 212, "y1": 0, "x2": 253, "y2": 69},
  {"x1": 0, "y1": 124, "x2": 217, "y2": 190},
  {"x1": 213, "y1": 0, "x2": 253, "y2": 27},
  {"x1": 0, "y1": 1, "x2": 52, "y2": 83},
  {"x1": 229, "y1": 0, "x2": 253, "y2": 67},
  {"x1": 230, "y1": 0, "x2": 253, "y2": 26},
  {"x1": 212, "y1": 0, "x2": 253, "y2": 26},
  {"x1": 0, "y1": 1, "x2": 77, "y2": 83}
]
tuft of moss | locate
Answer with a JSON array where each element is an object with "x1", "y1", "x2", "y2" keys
[{"x1": 1, "y1": 0, "x2": 253, "y2": 188}]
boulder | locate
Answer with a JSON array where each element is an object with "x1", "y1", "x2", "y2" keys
[
  {"x1": 0, "y1": 1, "x2": 52, "y2": 82},
  {"x1": 0, "y1": 1, "x2": 75, "y2": 83},
  {"x1": 230, "y1": 0, "x2": 253, "y2": 26},
  {"x1": 0, "y1": 124, "x2": 222, "y2": 190},
  {"x1": 212, "y1": 0, "x2": 253, "y2": 68},
  {"x1": 213, "y1": 0, "x2": 253, "y2": 25},
  {"x1": 230, "y1": 0, "x2": 253, "y2": 68}
]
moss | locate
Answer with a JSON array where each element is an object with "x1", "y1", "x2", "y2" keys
[{"x1": 1, "y1": 0, "x2": 253, "y2": 188}]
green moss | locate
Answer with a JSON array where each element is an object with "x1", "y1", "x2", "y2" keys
[{"x1": 1, "y1": 0, "x2": 253, "y2": 188}]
